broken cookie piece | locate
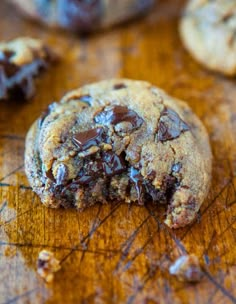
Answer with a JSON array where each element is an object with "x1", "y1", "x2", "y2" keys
[
  {"x1": 37, "y1": 250, "x2": 61, "y2": 283},
  {"x1": 25, "y1": 79, "x2": 212, "y2": 228},
  {"x1": 180, "y1": 0, "x2": 236, "y2": 76},
  {"x1": 0, "y1": 37, "x2": 55, "y2": 100},
  {"x1": 169, "y1": 254, "x2": 203, "y2": 283}
]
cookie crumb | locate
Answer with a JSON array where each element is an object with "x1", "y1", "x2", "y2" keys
[
  {"x1": 37, "y1": 250, "x2": 61, "y2": 283},
  {"x1": 169, "y1": 254, "x2": 203, "y2": 283}
]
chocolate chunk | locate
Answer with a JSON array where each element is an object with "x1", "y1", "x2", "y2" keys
[
  {"x1": 187, "y1": 197, "x2": 197, "y2": 211},
  {"x1": 77, "y1": 174, "x2": 94, "y2": 185},
  {"x1": 0, "y1": 50, "x2": 14, "y2": 60},
  {"x1": 79, "y1": 95, "x2": 93, "y2": 105},
  {"x1": 56, "y1": 164, "x2": 68, "y2": 185},
  {"x1": 76, "y1": 151, "x2": 127, "y2": 185},
  {"x1": 57, "y1": 0, "x2": 102, "y2": 32},
  {"x1": 0, "y1": 50, "x2": 19, "y2": 77},
  {"x1": 171, "y1": 162, "x2": 182, "y2": 174},
  {"x1": 113, "y1": 83, "x2": 127, "y2": 90},
  {"x1": 162, "y1": 175, "x2": 178, "y2": 201},
  {"x1": 102, "y1": 152, "x2": 127, "y2": 177},
  {"x1": 147, "y1": 170, "x2": 156, "y2": 180},
  {"x1": 46, "y1": 168, "x2": 56, "y2": 182},
  {"x1": 94, "y1": 106, "x2": 144, "y2": 130},
  {"x1": 145, "y1": 174, "x2": 178, "y2": 203},
  {"x1": 38, "y1": 103, "x2": 57, "y2": 127},
  {"x1": 130, "y1": 167, "x2": 144, "y2": 204},
  {"x1": 156, "y1": 108, "x2": 189, "y2": 142},
  {"x1": 73, "y1": 127, "x2": 105, "y2": 151}
]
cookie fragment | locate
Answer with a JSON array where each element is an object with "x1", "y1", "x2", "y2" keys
[
  {"x1": 37, "y1": 250, "x2": 61, "y2": 283},
  {"x1": 169, "y1": 254, "x2": 203, "y2": 283},
  {"x1": 180, "y1": 0, "x2": 236, "y2": 75},
  {"x1": 25, "y1": 79, "x2": 212, "y2": 228},
  {"x1": 0, "y1": 37, "x2": 55, "y2": 100}
]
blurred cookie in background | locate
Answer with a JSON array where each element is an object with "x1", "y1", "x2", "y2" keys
[
  {"x1": 8, "y1": 0, "x2": 154, "y2": 33},
  {"x1": 180, "y1": 0, "x2": 236, "y2": 76}
]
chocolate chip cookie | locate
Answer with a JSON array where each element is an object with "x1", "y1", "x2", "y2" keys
[
  {"x1": 25, "y1": 79, "x2": 212, "y2": 228},
  {"x1": 180, "y1": 0, "x2": 236, "y2": 76},
  {"x1": 0, "y1": 37, "x2": 55, "y2": 100},
  {"x1": 9, "y1": 0, "x2": 154, "y2": 33}
]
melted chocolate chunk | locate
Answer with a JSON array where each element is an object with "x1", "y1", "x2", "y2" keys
[
  {"x1": 46, "y1": 168, "x2": 56, "y2": 182},
  {"x1": 171, "y1": 162, "x2": 182, "y2": 174},
  {"x1": 147, "y1": 170, "x2": 156, "y2": 180},
  {"x1": 79, "y1": 94, "x2": 93, "y2": 105},
  {"x1": 38, "y1": 103, "x2": 57, "y2": 127},
  {"x1": 77, "y1": 174, "x2": 94, "y2": 185},
  {"x1": 162, "y1": 175, "x2": 178, "y2": 201},
  {"x1": 94, "y1": 106, "x2": 144, "y2": 130},
  {"x1": 56, "y1": 164, "x2": 68, "y2": 185},
  {"x1": 76, "y1": 151, "x2": 127, "y2": 185},
  {"x1": 102, "y1": 152, "x2": 127, "y2": 177},
  {"x1": 113, "y1": 83, "x2": 127, "y2": 90},
  {"x1": 73, "y1": 127, "x2": 105, "y2": 151},
  {"x1": 57, "y1": 0, "x2": 102, "y2": 32},
  {"x1": 0, "y1": 50, "x2": 19, "y2": 77},
  {"x1": 0, "y1": 50, "x2": 14, "y2": 60},
  {"x1": 130, "y1": 167, "x2": 144, "y2": 204},
  {"x1": 156, "y1": 108, "x2": 189, "y2": 142},
  {"x1": 145, "y1": 174, "x2": 178, "y2": 203}
]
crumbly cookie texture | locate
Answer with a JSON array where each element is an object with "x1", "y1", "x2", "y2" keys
[
  {"x1": 180, "y1": 0, "x2": 236, "y2": 76},
  {"x1": 0, "y1": 37, "x2": 55, "y2": 100},
  {"x1": 25, "y1": 79, "x2": 212, "y2": 229},
  {"x1": 169, "y1": 255, "x2": 203, "y2": 283},
  {"x1": 9, "y1": 0, "x2": 154, "y2": 33},
  {"x1": 37, "y1": 250, "x2": 61, "y2": 283}
]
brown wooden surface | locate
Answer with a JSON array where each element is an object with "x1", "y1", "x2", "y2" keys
[{"x1": 0, "y1": 0, "x2": 236, "y2": 303}]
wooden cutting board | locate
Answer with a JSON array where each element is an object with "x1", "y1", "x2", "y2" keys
[{"x1": 0, "y1": 0, "x2": 235, "y2": 303}]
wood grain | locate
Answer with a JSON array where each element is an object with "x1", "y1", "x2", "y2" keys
[{"x1": 0, "y1": 0, "x2": 236, "y2": 303}]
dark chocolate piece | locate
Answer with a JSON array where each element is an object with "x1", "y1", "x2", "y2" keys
[
  {"x1": 94, "y1": 105, "x2": 144, "y2": 130},
  {"x1": 0, "y1": 50, "x2": 14, "y2": 60},
  {"x1": 102, "y1": 152, "x2": 127, "y2": 177},
  {"x1": 79, "y1": 95, "x2": 93, "y2": 105},
  {"x1": 72, "y1": 127, "x2": 105, "y2": 151},
  {"x1": 130, "y1": 167, "x2": 144, "y2": 204},
  {"x1": 56, "y1": 164, "x2": 68, "y2": 185},
  {"x1": 76, "y1": 151, "x2": 127, "y2": 185},
  {"x1": 171, "y1": 162, "x2": 182, "y2": 174},
  {"x1": 46, "y1": 168, "x2": 56, "y2": 182},
  {"x1": 38, "y1": 103, "x2": 57, "y2": 127},
  {"x1": 0, "y1": 50, "x2": 19, "y2": 77},
  {"x1": 156, "y1": 108, "x2": 189, "y2": 142},
  {"x1": 113, "y1": 83, "x2": 127, "y2": 90}
]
